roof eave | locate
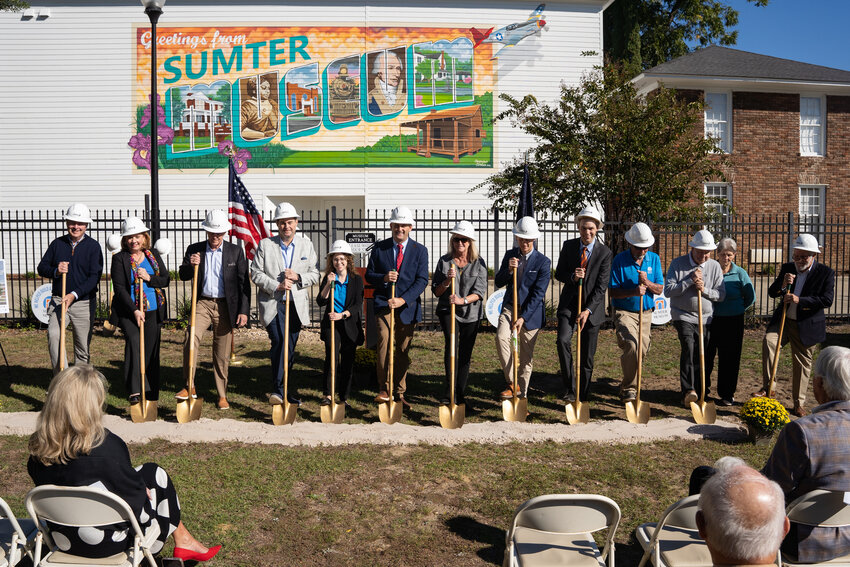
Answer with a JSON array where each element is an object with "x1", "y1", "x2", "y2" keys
[{"x1": 633, "y1": 73, "x2": 850, "y2": 96}]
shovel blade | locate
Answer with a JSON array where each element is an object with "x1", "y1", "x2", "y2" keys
[
  {"x1": 565, "y1": 401, "x2": 589, "y2": 424},
  {"x1": 175, "y1": 399, "x2": 191, "y2": 423},
  {"x1": 690, "y1": 401, "x2": 716, "y2": 424},
  {"x1": 189, "y1": 398, "x2": 203, "y2": 421},
  {"x1": 439, "y1": 403, "x2": 465, "y2": 429},
  {"x1": 320, "y1": 403, "x2": 346, "y2": 424},
  {"x1": 272, "y1": 402, "x2": 297, "y2": 425},
  {"x1": 502, "y1": 397, "x2": 527, "y2": 422},
  {"x1": 130, "y1": 400, "x2": 157, "y2": 423},
  {"x1": 378, "y1": 401, "x2": 403, "y2": 424},
  {"x1": 625, "y1": 400, "x2": 651, "y2": 424}
]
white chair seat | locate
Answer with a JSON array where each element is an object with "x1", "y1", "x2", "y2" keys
[
  {"x1": 636, "y1": 523, "x2": 712, "y2": 567},
  {"x1": 513, "y1": 527, "x2": 604, "y2": 567},
  {"x1": 782, "y1": 555, "x2": 850, "y2": 567}
]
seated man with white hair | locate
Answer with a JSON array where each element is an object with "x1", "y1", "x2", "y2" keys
[
  {"x1": 697, "y1": 462, "x2": 789, "y2": 566},
  {"x1": 762, "y1": 345, "x2": 850, "y2": 563}
]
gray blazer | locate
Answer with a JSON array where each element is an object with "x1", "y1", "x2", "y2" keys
[{"x1": 251, "y1": 234, "x2": 320, "y2": 327}]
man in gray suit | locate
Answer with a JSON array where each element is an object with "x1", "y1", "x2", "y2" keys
[{"x1": 251, "y1": 202, "x2": 320, "y2": 405}]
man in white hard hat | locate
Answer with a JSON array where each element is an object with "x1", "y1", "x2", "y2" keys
[
  {"x1": 37, "y1": 204, "x2": 103, "y2": 375},
  {"x1": 665, "y1": 229, "x2": 726, "y2": 407},
  {"x1": 177, "y1": 210, "x2": 251, "y2": 410},
  {"x1": 494, "y1": 216, "x2": 551, "y2": 399},
  {"x1": 251, "y1": 202, "x2": 320, "y2": 406},
  {"x1": 554, "y1": 207, "x2": 612, "y2": 403},
  {"x1": 755, "y1": 233, "x2": 834, "y2": 417},
  {"x1": 365, "y1": 206, "x2": 429, "y2": 405},
  {"x1": 608, "y1": 222, "x2": 664, "y2": 401}
]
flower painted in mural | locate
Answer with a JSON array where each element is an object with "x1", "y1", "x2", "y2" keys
[
  {"x1": 128, "y1": 94, "x2": 175, "y2": 170},
  {"x1": 128, "y1": 133, "x2": 152, "y2": 169},
  {"x1": 217, "y1": 140, "x2": 253, "y2": 174}
]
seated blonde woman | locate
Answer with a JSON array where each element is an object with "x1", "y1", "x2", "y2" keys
[{"x1": 28, "y1": 365, "x2": 220, "y2": 562}]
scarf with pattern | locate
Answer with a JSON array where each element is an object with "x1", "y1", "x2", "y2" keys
[{"x1": 131, "y1": 249, "x2": 165, "y2": 312}]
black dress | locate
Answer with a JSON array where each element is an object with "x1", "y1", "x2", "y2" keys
[{"x1": 28, "y1": 430, "x2": 180, "y2": 557}]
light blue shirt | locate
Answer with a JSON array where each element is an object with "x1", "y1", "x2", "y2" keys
[
  {"x1": 202, "y1": 244, "x2": 225, "y2": 298},
  {"x1": 332, "y1": 273, "x2": 349, "y2": 314},
  {"x1": 279, "y1": 239, "x2": 295, "y2": 269}
]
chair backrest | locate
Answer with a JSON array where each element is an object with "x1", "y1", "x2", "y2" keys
[
  {"x1": 786, "y1": 489, "x2": 850, "y2": 528},
  {"x1": 25, "y1": 485, "x2": 144, "y2": 535},
  {"x1": 656, "y1": 494, "x2": 701, "y2": 531},
  {"x1": 511, "y1": 494, "x2": 621, "y2": 536},
  {"x1": 0, "y1": 497, "x2": 28, "y2": 543}
]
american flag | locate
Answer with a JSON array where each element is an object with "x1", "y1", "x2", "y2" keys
[{"x1": 228, "y1": 160, "x2": 270, "y2": 260}]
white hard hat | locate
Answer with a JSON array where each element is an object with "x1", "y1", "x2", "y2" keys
[
  {"x1": 153, "y1": 237, "x2": 173, "y2": 257},
  {"x1": 328, "y1": 240, "x2": 353, "y2": 256},
  {"x1": 449, "y1": 220, "x2": 477, "y2": 241},
  {"x1": 273, "y1": 202, "x2": 300, "y2": 221},
  {"x1": 64, "y1": 203, "x2": 93, "y2": 224},
  {"x1": 106, "y1": 234, "x2": 122, "y2": 253},
  {"x1": 624, "y1": 222, "x2": 655, "y2": 248},
  {"x1": 388, "y1": 206, "x2": 415, "y2": 226},
  {"x1": 688, "y1": 229, "x2": 717, "y2": 251},
  {"x1": 513, "y1": 216, "x2": 541, "y2": 240},
  {"x1": 792, "y1": 233, "x2": 821, "y2": 254},
  {"x1": 202, "y1": 209, "x2": 232, "y2": 233},
  {"x1": 575, "y1": 206, "x2": 603, "y2": 228},
  {"x1": 120, "y1": 216, "x2": 149, "y2": 237}
]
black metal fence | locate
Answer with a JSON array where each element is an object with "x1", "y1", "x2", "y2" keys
[{"x1": 1, "y1": 209, "x2": 848, "y2": 325}]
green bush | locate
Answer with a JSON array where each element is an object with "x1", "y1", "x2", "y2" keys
[{"x1": 354, "y1": 347, "x2": 377, "y2": 373}]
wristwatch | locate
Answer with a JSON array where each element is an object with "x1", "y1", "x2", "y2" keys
[{"x1": 463, "y1": 297, "x2": 469, "y2": 305}]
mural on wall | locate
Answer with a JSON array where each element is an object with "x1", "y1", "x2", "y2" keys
[
  {"x1": 470, "y1": 3, "x2": 548, "y2": 59},
  {"x1": 131, "y1": 25, "x2": 500, "y2": 170}
]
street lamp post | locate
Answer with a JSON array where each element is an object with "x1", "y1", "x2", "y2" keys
[{"x1": 142, "y1": 0, "x2": 165, "y2": 241}]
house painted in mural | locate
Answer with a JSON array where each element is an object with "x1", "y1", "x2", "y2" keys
[{"x1": 0, "y1": 0, "x2": 611, "y2": 218}]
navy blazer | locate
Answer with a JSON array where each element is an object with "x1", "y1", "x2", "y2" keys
[
  {"x1": 365, "y1": 237, "x2": 429, "y2": 325},
  {"x1": 178, "y1": 241, "x2": 251, "y2": 328},
  {"x1": 494, "y1": 248, "x2": 551, "y2": 331},
  {"x1": 768, "y1": 261, "x2": 834, "y2": 346},
  {"x1": 554, "y1": 237, "x2": 612, "y2": 326},
  {"x1": 317, "y1": 272, "x2": 365, "y2": 345}
]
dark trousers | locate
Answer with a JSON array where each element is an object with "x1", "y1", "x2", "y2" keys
[
  {"x1": 118, "y1": 313, "x2": 161, "y2": 400},
  {"x1": 438, "y1": 313, "x2": 480, "y2": 404},
  {"x1": 321, "y1": 327, "x2": 356, "y2": 400},
  {"x1": 266, "y1": 309, "x2": 302, "y2": 398},
  {"x1": 673, "y1": 319, "x2": 711, "y2": 397},
  {"x1": 557, "y1": 314, "x2": 600, "y2": 401},
  {"x1": 706, "y1": 314, "x2": 744, "y2": 401}
]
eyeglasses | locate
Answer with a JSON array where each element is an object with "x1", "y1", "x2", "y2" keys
[
  {"x1": 792, "y1": 254, "x2": 812, "y2": 261},
  {"x1": 453, "y1": 237, "x2": 470, "y2": 244}
]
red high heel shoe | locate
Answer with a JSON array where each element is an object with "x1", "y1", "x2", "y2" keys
[{"x1": 173, "y1": 545, "x2": 222, "y2": 562}]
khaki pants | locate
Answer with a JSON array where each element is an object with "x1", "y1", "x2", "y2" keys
[
  {"x1": 47, "y1": 297, "x2": 94, "y2": 376},
  {"x1": 183, "y1": 298, "x2": 232, "y2": 399},
  {"x1": 495, "y1": 309, "x2": 540, "y2": 397},
  {"x1": 376, "y1": 309, "x2": 415, "y2": 395},
  {"x1": 762, "y1": 319, "x2": 816, "y2": 408},
  {"x1": 614, "y1": 309, "x2": 652, "y2": 395}
]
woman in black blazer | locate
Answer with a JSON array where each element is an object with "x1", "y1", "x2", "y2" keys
[
  {"x1": 316, "y1": 240, "x2": 364, "y2": 406},
  {"x1": 109, "y1": 217, "x2": 169, "y2": 404}
]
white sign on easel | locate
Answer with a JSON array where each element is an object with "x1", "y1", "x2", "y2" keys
[
  {"x1": 652, "y1": 290, "x2": 672, "y2": 325},
  {"x1": 0, "y1": 259, "x2": 8, "y2": 315},
  {"x1": 31, "y1": 283, "x2": 53, "y2": 324},
  {"x1": 485, "y1": 288, "x2": 505, "y2": 327}
]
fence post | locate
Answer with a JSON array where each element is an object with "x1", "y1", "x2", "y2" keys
[
  {"x1": 787, "y1": 211, "x2": 794, "y2": 260},
  {"x1": 331, "y1": 205, "x2": 337, "y2": 243},
  {"x1": 494, "y1": 208, "x2": 500, "y2": 270}
]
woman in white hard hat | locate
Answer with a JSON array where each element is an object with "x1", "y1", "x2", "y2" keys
[
  {"x1": 431, "y1": 221, "x2": 488, "y2": 408},
  {"x1": 316, "y1": 240, "x2": 364, "y2": 406},
  {"x1": 110, "y1": 217, "x2": 170, "y2": 404}
]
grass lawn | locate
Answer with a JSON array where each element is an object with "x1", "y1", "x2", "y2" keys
[{"x1": 1, "y1": 324, "x2": 848, "y2": 565}]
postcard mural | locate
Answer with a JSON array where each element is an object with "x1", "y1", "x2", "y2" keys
[{"x1": 132, "y1": 26, "x2": 496, "y2": 170}]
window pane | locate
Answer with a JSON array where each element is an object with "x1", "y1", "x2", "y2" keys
[
  {"x1": 705, "y1": 93, "x2": 729, "y2": 152},
  {"x1": 800, "y1": 97, "x2": 823, "y2": 155}
]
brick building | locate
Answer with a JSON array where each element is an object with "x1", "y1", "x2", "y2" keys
[{"x1": 634, "y1": 46, "x2": 850, "y2": 228}]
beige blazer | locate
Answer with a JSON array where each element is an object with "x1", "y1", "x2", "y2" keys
[{"x1": 251, "y1": 234, "x2": 320, "y2": 327}]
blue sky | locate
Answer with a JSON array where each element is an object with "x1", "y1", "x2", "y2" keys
[{"x1": 723, "y1": 0, "x2": 850, "y2": 71}]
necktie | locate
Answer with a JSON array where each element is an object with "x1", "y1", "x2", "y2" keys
[
  {"x1": 580, "y1": 247, "x2": 588, "y2": 270},
  {"x1": 396, "y1": 243, "x2": 404, "y2": 271}
]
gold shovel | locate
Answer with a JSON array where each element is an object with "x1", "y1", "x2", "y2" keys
[
  {"x1": 690, "y1": 289, "x2": 716, "y2": 424},
  {"x1": 130, "y1": 277, "x2": 157, "y2": 423},
  {"x1": 321, "y1": 280, "x2": 345, "y2": 424},
  {"x1": 625, "y1": 295, "x2": 651, "y2": 424},
  {"x1": 566, "y1": 278, "x2": 590, "y2": 424},
  {"x1": 59, "y1": 273, "x2": 67, "y2": 371},
  {"x1": 379, "y1": 282, "x2": 403, "y2": 424},
  {"x1": 176, "y1": 264, "x2": 203, "y2": 423},
  {"x1": 439, "y1": 265, "x2": 465, "y2": 429},
  {"x1": 502, "y1": 266, "x2": 528, "y2": 422},
  {"x1": 767, "y1": 294, "x2": 789, "y2": 398},
  {"x1": 272, "y1": 289, "x2": 298, "y2": 425}
]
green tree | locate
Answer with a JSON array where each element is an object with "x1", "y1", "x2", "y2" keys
[
  {"x1": 1, "y1": 0, "x2": 29, "y2": 11},
  {"x1": 478, "y1": 65, "x2": 728, "y2": 253},
  {"x1": 604, "y1": 0, "x2": 769, "y2": 73}
]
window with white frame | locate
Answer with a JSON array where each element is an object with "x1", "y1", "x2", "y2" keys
[
  {"x1": 800, "y1": 96, "x2": 825, "y2": 156},
  {"x1": 704, "y1": 92, "x2": 731, "y2": 153},
  {"x1": 799, "y1": 185, "x2": 826, "y2": 242},
  {"x1": 705, "y1": 183, "x2": 732, "y2": 219}
]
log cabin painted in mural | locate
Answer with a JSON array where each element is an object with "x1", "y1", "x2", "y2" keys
[{"x1": 399, "y1": 105, "x2": 484, "y2": 163}]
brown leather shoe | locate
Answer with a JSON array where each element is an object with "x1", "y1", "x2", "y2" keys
[
  {"x1": 752, "y1": 389, "x2": 767, "y2": 398},
  {"x1": 793, "y1": 406, "x2": 808, "y2": 418},
  {"x1": 374, "y1": 391, "x2": 390, "y2": 403},
  {"x1": 217, "y1": 397, "x2": 230, "y2": 410},
  {"x1": 500, "y1": 385, "x2": 517, "y2": 399},
  {"x1": 398, "y1": 395, "x2": 411, "y2": 408},
  {"x1": 175, "y1": 388, "x2": 196, "y2": 400}
]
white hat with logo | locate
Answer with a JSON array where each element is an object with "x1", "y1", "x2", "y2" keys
[
  {"x1": 688, "y1": 229, "x2": 717, "y2": 251},
  {"x1": 575, "y1": 206, "x2": 603, "y2": 228},
  {"x1": 449, "y1": 220, "x2": 477, "y2": 241},
  {"x1": 64, "y1": 203, "x2": 93, "y2": 224},
  {"x1": 120, "y1": 216, "x2": 149, "y2": 237},
  {"x1": 202, "y1": 209, "x2": 232, "y2": 233},
  {"x1": 624, "y1": 222, "x2": 655, "y2": 248},
  {"x1": 792, "y1": 233, "x2": 821, "y2": 254},
  {"x1": 273, "y1": 202, "x2": 299, "y2": 221},
  {"x1": 513, "y1": 216, "x2": 541, "y2": 240},
  {"x1": 388, "y1": 206, "x2": 415, "y2": 226},
  {"x1": 328, "y1": 240, "x2": 353, "y2": 256}
]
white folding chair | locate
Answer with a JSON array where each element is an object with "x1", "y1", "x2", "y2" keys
[
  {"x1": 504, "y1": 494, "x2": 621, "y2": 567},
  {"x1": 781, "y1": 489, "x2": 850, "y2": 566},
  {"x1": 635, "y1": 494, "x2": 712, "y2": 567},
  {"x1": 25, "y1": 485, "x2": 160, "y2": 567},
  {"x1": 0, "y1": 496, "x2": 36, "y2": 567}
]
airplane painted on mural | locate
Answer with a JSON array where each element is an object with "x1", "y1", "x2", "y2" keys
[{"x1": 469, "y1": 4, "x2": 548, "y2": 59}]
